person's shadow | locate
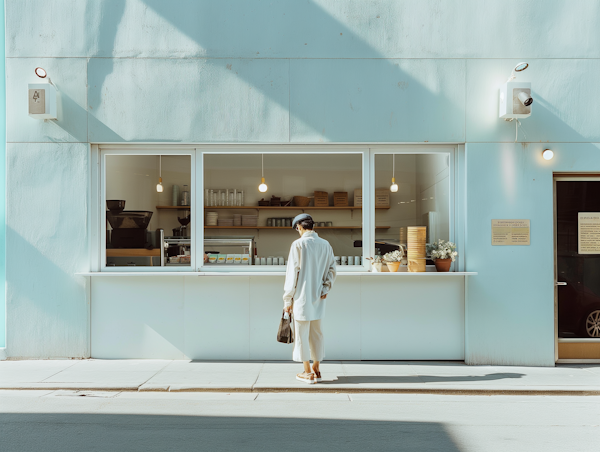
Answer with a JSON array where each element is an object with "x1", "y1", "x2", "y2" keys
[{"x1": 320, "y1": 373, "x2": 525, "y2": 384}]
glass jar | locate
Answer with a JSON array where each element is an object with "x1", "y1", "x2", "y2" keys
[{"x1": 181, "y1": 185, "x2": 190, "y2": 206}]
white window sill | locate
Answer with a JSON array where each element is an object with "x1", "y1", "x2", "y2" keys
[{"x1": 77, "y1": 271, "x2": 477, "y2": 277}]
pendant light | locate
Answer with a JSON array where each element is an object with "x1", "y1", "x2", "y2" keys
[
  {"x1": 156, "y1": 155, "x2": 163, "y2": 192},
  {"x1": 258, "y1": 154, "x2": 268, "y2": 193},
  {"x1": 390, "y1": 154, "x2": 398, "y2": 192}
]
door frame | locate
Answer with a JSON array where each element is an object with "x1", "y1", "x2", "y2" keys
[{"x1": 554, "y1": 174, "x2": 600, "y2": 363}]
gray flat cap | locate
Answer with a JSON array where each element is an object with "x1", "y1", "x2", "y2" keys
[{"x1": 292, "y1": 213, "x2": 313, "y2": 229}]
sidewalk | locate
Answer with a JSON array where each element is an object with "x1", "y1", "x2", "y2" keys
[{"x1": 1, "y1": 360, "x2": 599, "y2": 395}]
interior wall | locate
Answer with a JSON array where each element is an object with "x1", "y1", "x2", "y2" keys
[
  {"x1": 105, "y1": 155, "x2": 191, "y2": 234},
  {"x1": 416, "y1": 154, "x2": 450, "y2": 243},
  {"x1": 204, "y1": 153, "x2": 362, "y2": 258}
]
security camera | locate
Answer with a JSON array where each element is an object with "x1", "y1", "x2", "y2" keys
[
  {"x1": 517, "y1": 91, "x2": 533, "y2": 107},
  {"x1": 499, "y1": 62, "x2": 532, "y2": 119}
]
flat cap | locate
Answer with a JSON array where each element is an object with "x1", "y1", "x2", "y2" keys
[{"x1": 292, "y1": 213, "x2": 313, "y2": 229}]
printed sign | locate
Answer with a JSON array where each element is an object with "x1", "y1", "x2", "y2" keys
[
  {"x1": 578, "y1": 212, "x2": 600, "y2": 254},
  {"x1": 491, "y1": 219, "x2": 530, "y2": 246}
]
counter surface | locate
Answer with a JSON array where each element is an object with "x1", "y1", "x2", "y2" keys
[{"x1": 78, "y1": 271, "x2": 477, "y2": 277}]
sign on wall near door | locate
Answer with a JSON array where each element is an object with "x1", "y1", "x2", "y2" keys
[{"x1": 578, "y1": 212, "x2": 600, "y2": 254}]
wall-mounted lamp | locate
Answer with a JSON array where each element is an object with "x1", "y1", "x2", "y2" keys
[
  {"x1": 499, "y1": 62, "x2": 532, "y2": 120},
  {"x1": 156, "y1": 155, "x2": 164, "y2": 192},
  {"x1": 542, "y1": 149, "x2": 554, "y2": 160},
  {"x1": 29, "y1": 67, "x2": 57, "y2": 120},
  {"x1": 390, "y1": 154, "x2": 398, "y2": 192},
  {"x1": 258, "y1": 154, "x2": 268, "y2": 193}
]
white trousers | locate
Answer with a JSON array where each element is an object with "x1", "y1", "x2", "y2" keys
[{"x1": 293, "y1": 319, "x2": 325, "y2": 362}]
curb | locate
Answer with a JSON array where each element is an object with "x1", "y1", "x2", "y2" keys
[{"x1": 2, "y1": 386, "x2": 600, "y2": 396}]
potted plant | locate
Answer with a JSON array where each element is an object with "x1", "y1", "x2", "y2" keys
[
  {"x1": 366, "y1": 255, "x2": 384, "y2": 272},
  {"x1": 383, "y1": 248, "x2": 404, "y2": 272},
  {"x1": 427, "y1": 240, "x2": 458, "y2": 272}
]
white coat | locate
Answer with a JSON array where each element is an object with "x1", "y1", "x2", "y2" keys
[{"x1": 283, "y1": 230, "x2": 337, "y2": 321}]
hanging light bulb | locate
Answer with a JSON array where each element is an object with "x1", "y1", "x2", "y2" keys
[
  {"x1": 390, "y1": 154, "x2": 398, "y2": 192},
  {"x1": 156, "y1": 155, "x2": 163, "y2": 192},
  {"x1": 258, "y1": 154, "x2": 268, "y2": 192}
]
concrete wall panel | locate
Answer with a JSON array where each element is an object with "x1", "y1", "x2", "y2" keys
[
  {"x1": 184, "y1": 276, "x2": 251, "y2": 360},
  {"x1": 7, "y1": 1, "x2": 600, "y2": 59},
  {"x1": 88, "y1": 58, "x2": 289, "y2": 142},
  {"x1": 91, "y1": 277, "x2": 186, "y2": 359},
  {"x1": 290, "y1": 59, "x2": 465, "y2": 143},
  {"x1": 6, "y1": 143, "x2": 89, "y2": 358}
]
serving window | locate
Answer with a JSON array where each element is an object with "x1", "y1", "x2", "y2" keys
[
  {"x1": 201, "y1": 152, "x2": 365, "y2": 269},
  {"x1": 373, "y1": 150, "x2": 453, "y2": 268},
  {"x1": 95, "y1": 145, "x2": 459, "y2": 273},
  {"x1": 101, "y1": 150, "x2": 194, "y2": 270}
]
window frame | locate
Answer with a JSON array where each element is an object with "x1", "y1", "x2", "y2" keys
[
  {"x1": 97, "y1": 146, "x2": 196, "y2": 273},
  {"x1": 92, "y1": 144, "x2": 463, "y2": 273},
  {"x1": 198, "y1": 146, "x2": 370, "y2": 273},
  {"x1": 369, "y1": 145, "x2": 460, "y2": 269}
]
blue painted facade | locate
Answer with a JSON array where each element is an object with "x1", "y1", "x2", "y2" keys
[
  {"x1": 4, "y1": 1, "x2": 600, "y2": 363},
  {"x1": 1, "y1": 0, "x2": 5, "y2": 349}
]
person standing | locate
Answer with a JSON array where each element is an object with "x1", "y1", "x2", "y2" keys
[{"x1": 283, "y1": 213, "x2": 337, "y2": 384}]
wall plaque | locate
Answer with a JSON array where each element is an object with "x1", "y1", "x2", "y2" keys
[
  {"x1": 578, "y1": 212, "x2": 600, "y2": 254},
  {"x1": 491, "y1": 219, "x2": 530, "y2": 246}
]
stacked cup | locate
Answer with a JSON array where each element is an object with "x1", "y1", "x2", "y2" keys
[{"x1": 407, "y1": 226, "x2": 427, "y2": 272}]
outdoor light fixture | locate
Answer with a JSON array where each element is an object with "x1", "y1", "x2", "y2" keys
[
  {"x1": 28, "y1": 67, "x2": 57, "y2": 120},
  {"x1": 258, "y1": 154, "x2": 268, "y2": 193},
  {"x1": 542, "y1": 149, "x2": 554, "y2": 160},
  {"x1": 499, "y1": 62, "x2": 532, "y2": 121},
  {"x1": 507, "y1": 62, "x2": 529, "y2": 82},
  {"x1": 390, "y1": 154, "x2": 398, "y2": 192},
  {"x1": 34, "y1": 67, "x2": 47, "y2": 78},
  {"x1": 156, "y1": 155, "x2": 164, "y2": 192}
]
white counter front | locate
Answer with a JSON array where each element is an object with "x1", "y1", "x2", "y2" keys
[{"x1": 90, "y1": 273, "x2": 470, "y2": 360}]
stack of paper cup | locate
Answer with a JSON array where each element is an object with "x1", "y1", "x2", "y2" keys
[
  {"x1": 206, "y1": 212, "x2": 218, "y2": 226},
  {"x1": 407, "y1": 226, "x2": 427, "y2": 272}
]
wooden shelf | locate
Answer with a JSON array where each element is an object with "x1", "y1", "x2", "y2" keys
[
  {"x1": 106, "y1": 248, "x2": 161, "y2": 257},
  {"x1": 156, "y1": 206, "x2": 191, "y2": 210},
  {"x1": 201, "y1": 206, "x2": 390, "y2": 210},
  {"x1": 204, "y1": 226, "x2": 390, "y2": 230}
]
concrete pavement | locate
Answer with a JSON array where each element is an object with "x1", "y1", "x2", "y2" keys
[
  {"x1": 1, "y1": 390, "x2": 599, "y2": 451},
  {"x1": 1, "y1": 360, "x2": 599, "y2": 394}
]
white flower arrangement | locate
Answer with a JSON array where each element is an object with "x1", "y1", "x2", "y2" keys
[
  {"x1": 367, "y1": 255, "x2": 384, "y2": 263},
  {"x1": 383, "y1": 248, "x2": 404, "y2": 263},
  {"x1": 427, "y1": 240, "x2": 458, "y2": 262}
]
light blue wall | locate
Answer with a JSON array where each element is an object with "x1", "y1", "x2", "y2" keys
[
  {"x1": 4, "y1": 0, "x2": 600, "y2": 362},
  {"x1": 1, "y1": 0, "x2": 6, "y2": 349}
]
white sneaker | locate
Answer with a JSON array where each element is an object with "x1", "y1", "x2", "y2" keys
[{"x1": 296, "y1": 372, "x2": 316, "y2": 384}]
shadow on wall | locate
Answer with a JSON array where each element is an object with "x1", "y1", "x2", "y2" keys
[
  {"x1": 89, "y1": 0, "x2": 464, "y2": 142},
  {"x1": 0, "y1": 413, "x2": 462, "y2": 452},
  {"x1": 5, "y1": 225, "x2": 88, "y2": 358}
]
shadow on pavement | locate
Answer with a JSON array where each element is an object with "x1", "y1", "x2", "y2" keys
[
  {"x1": 0, "y1": 413, "x2": 462, "y2": 452},
  {"x1": 322, "y1": 373, "x2": 525, "y2": 385}
]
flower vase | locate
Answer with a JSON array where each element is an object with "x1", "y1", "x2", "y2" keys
[
  {"x1": 386, "y1": 262, "x2": 401, "y2": 272},
  {"x1": 434, "y1": 258, "x2": 452, "y2": 272},
  {"x1": 372, "y1": 262, "x2": 383, "y2": 273}
]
